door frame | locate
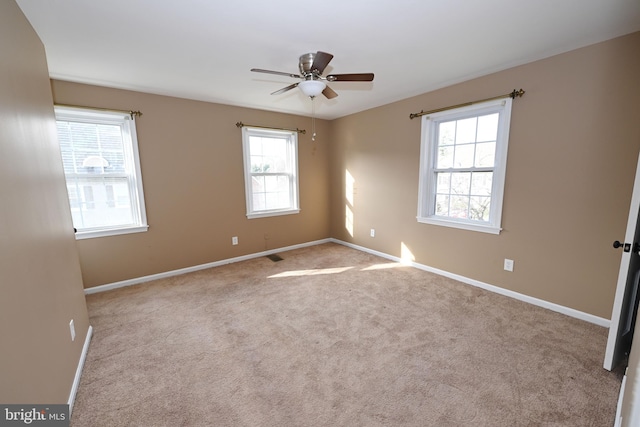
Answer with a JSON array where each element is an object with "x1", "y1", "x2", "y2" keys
[{"x1": 605, "y1": 151, "x2": 640, "y2": 371}]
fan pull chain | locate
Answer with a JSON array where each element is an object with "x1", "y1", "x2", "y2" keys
[{"x1": 311, "y1": 96, "x2": 316, "y2": 141}]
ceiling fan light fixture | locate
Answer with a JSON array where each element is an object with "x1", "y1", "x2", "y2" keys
[{"x1": 298, "y1": 80, "x2": 326, "y2": 97}]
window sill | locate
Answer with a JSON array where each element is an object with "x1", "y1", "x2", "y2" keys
[
  {"x1": 417, "y1": 216, "x2": 501, "y2": 235},
  {"x1": 75, "y1": 224, "x2": 149, "y2": 240},
  {"x1": 247, "y1": 209, "x2": 300, "y2": 220}
]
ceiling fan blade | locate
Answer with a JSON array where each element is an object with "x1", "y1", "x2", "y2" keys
[
  {"x1": 311, "y1": 51, "x2": 334, "y2": 74},
  {"x1": 322, "y1": 85, "x2": 338, "y2": 99},
  {"x1": 271, "y1": 83, "x2": 299, "y2": 95},
  {"x1": 251, "y1": 68, "x2": 301, "y2": 79},
  {"x1": 326, "y1": 73, "x2": 374, "y2": 82}
]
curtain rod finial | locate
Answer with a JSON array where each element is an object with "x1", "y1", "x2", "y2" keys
[{"x1": 510, "y1": 89, "x2": 525, "y2": 98}]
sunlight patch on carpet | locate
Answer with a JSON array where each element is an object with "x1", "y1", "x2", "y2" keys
[
  {"x1": 268, "y1": 266, "x2": 353, "y2": 278},
  {"x1": 361, "y1": 262, "x2": 405, "y2": 271}
]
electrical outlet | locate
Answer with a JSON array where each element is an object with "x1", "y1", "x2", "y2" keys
[
  {"x1": 504, "y1": 259, "x2": 514, "y2": 272},
  {"x1": 370, "y1": 229, "x2": 375, "y2": 237},
  {"x1": 232, "y1": 236, "x2": 238, "y2": 245},
  {"x1": 69, "y1": 319, "x2": 76, "y2": 341}
]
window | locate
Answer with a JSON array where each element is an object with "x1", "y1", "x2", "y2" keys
[
  {"x1": 417, "y1": 98, "x2": 513, "y2": 234},
  {"x1": 241, "y1": 127, "x2": 299, "y2": 219},
  {"x1": 54, "y1": 106, "x2": 148, "y2": 239}
]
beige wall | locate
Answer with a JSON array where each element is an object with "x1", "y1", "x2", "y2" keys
[
  {"x1": 330, "y1": 32, "x2": 640, "y2": 319},
  {"x1": 0, "y1": 1, "x2": 90, "y2": 403},
  {"x1": 51, "y1": 81, "x2": 331, "y2": 288}
]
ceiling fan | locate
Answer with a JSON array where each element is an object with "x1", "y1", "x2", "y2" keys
[{"x1": 251, "y1": 51, "x2": 374, "y2": 99}]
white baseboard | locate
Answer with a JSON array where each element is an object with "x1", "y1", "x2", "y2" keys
[
  {"x1": 84, "y1": 239, "x2": 333, "y2": 295},
  {"x1": 330, "y1": 239, "x2": 610, "y2": 328},
  {"x1": 68, "y1": 325, "x2": 93, "y2": 415},
  {"x1": 83, "y1": 237, "x2": 609, "y2": 328}
]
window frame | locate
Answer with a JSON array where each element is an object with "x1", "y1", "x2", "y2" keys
[
  {"x1": 241, "y1": 127, "x2": 300, "y2": 219},
  {"x1": 417, "y1": 98, "x2": 513, "y2": 234},
  {"x1": 54, "y1": 106, "x2": 148, "y2": 239}
]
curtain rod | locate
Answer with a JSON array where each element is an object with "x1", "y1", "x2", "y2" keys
[
  {"x1": 235, "y1": 122, "x2": 306, "y2": 134},
  {"x1": 409, "y1": 89, "x2": 525, "y2": 119},
  {"x1": 55, "y1": 103, "x2": 142, "y2": 120}
]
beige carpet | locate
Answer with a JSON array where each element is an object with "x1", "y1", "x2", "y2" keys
[{"x1": 71, "y1": 243, "x2": 622, "y2": 426}]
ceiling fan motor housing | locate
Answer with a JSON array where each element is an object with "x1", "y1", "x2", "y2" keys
[{"x1": 299, "y1": 53, "x2": 318, "y2": 79}]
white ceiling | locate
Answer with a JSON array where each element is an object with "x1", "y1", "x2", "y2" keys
[{"x1": 16, "y1": 0, "x2": 640, "y2": 120}]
